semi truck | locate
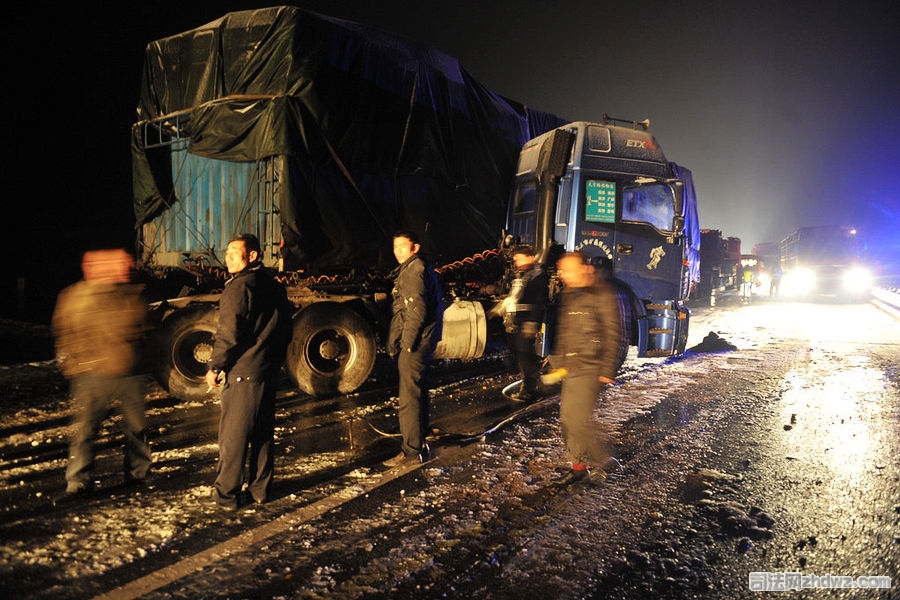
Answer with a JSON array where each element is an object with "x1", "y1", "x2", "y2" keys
[
  {"x1": 504, "y1": 120, "x2": 699, "y2": 360},
  {"x1": 132, "y1": 6, "x2": 700, "y2": 402},
  {"x1": 779, "y1": 226, "x2": 871, "y2": 301},
  {"x1": 697, "y1": 229, "x2": 741, "y2": 299}
]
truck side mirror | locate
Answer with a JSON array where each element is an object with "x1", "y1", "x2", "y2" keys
[{"x1": 673, "y1": 181, "x2": 685, "y2": 217}]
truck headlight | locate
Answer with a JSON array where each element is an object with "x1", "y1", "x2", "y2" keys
[
  {"x1": 842, "y1": 267, "x2": 872, "y2": 291},
  {"x1": 782, "y1": 268, "x2": 815, "y2": 296}
]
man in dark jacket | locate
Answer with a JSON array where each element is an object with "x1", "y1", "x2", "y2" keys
[
  {"x1": 205, "y1": 234, "x2": 293, "y2": 510},
  {"x1": 384, "y1": 230, "x2": 443, "y2": 467},
  {"x1": 549, "y1": 251, "x2": 626, "y2": 486},
  {"x1": 504, "y1": 245, "x2": 549, "y2": 402}
]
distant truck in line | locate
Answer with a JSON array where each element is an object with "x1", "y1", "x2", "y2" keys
[
  {"x1": 697, "y1": 229, "x2": 741, "y2": 298},
  {"x1": 779, "y1": 226, "x2": 871, "y2": 301},
  {"x1": 131, "y1": 7, "x2": 700, "y2": 402}
]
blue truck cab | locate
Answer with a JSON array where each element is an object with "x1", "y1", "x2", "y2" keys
[{"x1": 505, "y1": 120, "x2": 700, "y2": 359}]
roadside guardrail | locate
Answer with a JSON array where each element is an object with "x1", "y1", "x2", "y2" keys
[{"x1": 871, "y1": 286, "x2": 900, "y2": 319}]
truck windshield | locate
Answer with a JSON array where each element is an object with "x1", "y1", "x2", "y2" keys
[
  {"x1": 798, "y1": 238, "x2": 858, "y2": 262},
  {"x1": 621, "y1": 182, "x2": 676, "y2": 233}
]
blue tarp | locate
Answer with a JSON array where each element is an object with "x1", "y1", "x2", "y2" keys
[{"x1": 670, "y1": 162, "x2": 702, "y2": 287}]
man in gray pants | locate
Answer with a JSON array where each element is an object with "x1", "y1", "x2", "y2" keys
[{"x1": 549, "y1": 251, "x2": 626, "y2": 486}]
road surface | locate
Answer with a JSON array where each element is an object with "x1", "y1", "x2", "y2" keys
[{"x1": 1, "y1": 294, "x2": 897, "y2": 599}]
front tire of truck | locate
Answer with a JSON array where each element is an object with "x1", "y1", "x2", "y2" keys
[
  {"x1": 150, "y1": 304, "x2": 219, "y2": 403},
  {"x1": 286, "y1": 303, "x2": 376, "y2": 397}
]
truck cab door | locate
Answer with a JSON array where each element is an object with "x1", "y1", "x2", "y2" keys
[{"x1": 609, "y1": 181, "x2": 684, "y2": 302}]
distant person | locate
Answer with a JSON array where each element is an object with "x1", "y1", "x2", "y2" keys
[
  {"x1": 383, "y1": 230, "x2": 443, "y2": 467},
  {"x1": 205, "y1": 234, "x2": 293, "y2": 510},
  {"x1": 770, "y1": 265, "x2": 782, "y2": 297},
  {"x1": 547, "y1": 251, "x2": 626, "y2": 486},
  {"x1": 503, "y1": 245, "x2": 549, "y2": 403},
  {"x1": 739, "y1": 263, "x2": 755, "y2": 304},
  {"x1": 52, "y1": 249, "x2": 151, "y2": 499}
]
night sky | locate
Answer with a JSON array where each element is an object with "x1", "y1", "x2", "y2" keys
[{"x1": 6, "y1": 1, "x2": 899, "y2": 322}]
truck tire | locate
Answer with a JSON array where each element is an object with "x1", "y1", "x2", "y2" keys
[
  {"x1": 286, "y1": 303, "x2": 376, "y2": 397},
  {"x1": 150, "y1": 304, "x2": 219, "y2": 403}
]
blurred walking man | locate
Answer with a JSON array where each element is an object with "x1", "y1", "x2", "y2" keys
[
  {"x1": 549, "y1": 251, "x2": 626, "y2": 486},
  {"x1": 52, "y1": 249, "x2": 151, "y2": 499}
]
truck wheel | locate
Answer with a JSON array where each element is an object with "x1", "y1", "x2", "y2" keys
[
  {"x1": 150, "y1": 304, "x2": 218, "y2": 403},
  {"x1": 286, "y1": 303, "x2": 376, "y2": 397}
]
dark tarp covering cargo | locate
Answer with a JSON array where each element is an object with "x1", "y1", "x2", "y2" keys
[{"x1": 132, "y1": 5, "x2": 567, "y2": 272}]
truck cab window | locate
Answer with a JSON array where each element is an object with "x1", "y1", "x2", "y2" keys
[
  {"x1": 622, "y1": 183, "x2": 675, "y2": 233},
  {"x1": 512, "y1": 181, "x2": 537, "y2": 214}
]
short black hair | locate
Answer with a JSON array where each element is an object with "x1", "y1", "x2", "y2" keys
[
  {"x1": 231, "y1": 233, "x2": 261, "y2": 255},
  {"x1": 392, "y1": 229, "x2": 421, "y2": 245}
]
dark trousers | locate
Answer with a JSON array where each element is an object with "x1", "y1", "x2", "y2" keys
[
  {"x1": 559, "y1": 372, "x2": 611, "y2": 467},
  {"x1": 397, "y1": 344, "x2": 434, "y2": 456},
  {"x1": 214, "y1": 378, "x2": 276, "y2": 507},
  {"x1": 511, "y1": 331, "x2": 542, "y2": 396},
  {"x1": 66, "y1": 374, "x2": 151, "y2": 491}
]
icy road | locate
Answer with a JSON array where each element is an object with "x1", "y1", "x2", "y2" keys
[{"x1": 1, "y1": 295, "x2": 898, "y2": 599}]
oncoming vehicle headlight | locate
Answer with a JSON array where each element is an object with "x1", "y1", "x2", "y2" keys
[
  {"x1": 782, "y1": 268, "x2": 815, "y2": 296},
  {"x1": 842, "y1": 267, "x2": 872, "y2": 291}
]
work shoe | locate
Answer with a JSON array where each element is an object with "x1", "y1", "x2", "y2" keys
[
  {"x1": 382, "y1": 452, "x2": 415, "y2": 468},
  {"x1": 210, "y1": 489, "x2": 241, "y2": 511},
  {"x1": 52, "y1": 485, "x2": 95, "y2": 506},
  {"x1": 550, "y1": 468, "x2": 589, "y2": 486},
  {"x1": 509, "y1": 391, "x2": 536, "y2": 403},
  {"x1": 123, "y1": 476, "x2": 149, "y2": 490},
  {"x1": 383, "y1": 443, "x2": 431, "y2": 467},
  {"x1": 550, "y1": 467, "x2": 606, "y2": 487}
]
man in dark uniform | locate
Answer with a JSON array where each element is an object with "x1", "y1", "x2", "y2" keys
[
  {"x1": 384, "y1": 230, "x2": 443, "y2": 467},
  {"x1": 504, "y1": 245, "x2": 549, "y2": 403},
  {"x1": 205, "y1": 234, "x2": 293, "y2": 510},
  {"x1": 549, "y1": 251, "x2": 626, "y2": 486}
]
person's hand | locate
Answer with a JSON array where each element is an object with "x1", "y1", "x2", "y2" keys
[
  {"x1": 540, "y1": 368, "x2": 568, "y2": 385},
  {"x1": 205, "y1": 370, "x2": 220, "y2": 392}
]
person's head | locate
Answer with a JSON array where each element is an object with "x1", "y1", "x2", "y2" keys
[
  {"x1": 392, "y1": 230, "x2": 421, "y2": 265},
  {"x1": 225, "y1": 233, "x2": 262, "y2": 274},
  {"x1": 556, "y1": 251, "x2": 596, "y2": 288},
  {"x1": 512, "y1": 245, "x2": 536, "y2": 272},
  {"x1": 82, "y1": 249, "x2": 133, "y2": 283}
]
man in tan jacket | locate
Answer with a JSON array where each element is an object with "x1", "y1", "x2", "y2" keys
[{"x1": 52, "y1": 249, "x2": 151, "y2": 498}]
